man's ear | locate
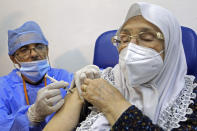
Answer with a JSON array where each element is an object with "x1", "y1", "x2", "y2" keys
[{"x1": 9, "y1": 55, "x2": 18, "y2": 64}]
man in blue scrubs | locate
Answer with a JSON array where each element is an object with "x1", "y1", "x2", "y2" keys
[{"x1": 0, "y1": 21, "x2": 73, "y2": 130}]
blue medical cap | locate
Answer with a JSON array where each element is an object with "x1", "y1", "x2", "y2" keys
[{"x1": 8, "y1": 21, "x2": 48, "y2": 55}]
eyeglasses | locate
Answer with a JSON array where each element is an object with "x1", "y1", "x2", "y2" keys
[
  {"x1": 14, "y1": 44, "x2": 47, "y2": 60},
  {"x1": 111, "y1": 31, "x2": 164, "y2": 47}
]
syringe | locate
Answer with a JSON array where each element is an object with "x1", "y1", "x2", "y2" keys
[{"x1": 45, "y1": 74, "x2": 72, "y2": 93}]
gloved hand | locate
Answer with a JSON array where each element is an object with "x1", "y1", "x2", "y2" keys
[
  {"x1": 27, "y1": 81, "x2": 69, "y2": 123},
  {"x1": 70, "y1": 65, "x2": 101, "y2": 99}
]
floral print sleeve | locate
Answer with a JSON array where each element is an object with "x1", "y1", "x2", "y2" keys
[
  {"x1": 111, "y1": 105, "x2": 163, "y2": 131},
  {"x1": 111, "y1": 87, "x2": 197, "y2": 131}
]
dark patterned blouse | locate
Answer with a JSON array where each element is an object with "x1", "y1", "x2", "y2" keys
[{"x1": 111, "y1": 87, "x2": 197, "y2": 131}]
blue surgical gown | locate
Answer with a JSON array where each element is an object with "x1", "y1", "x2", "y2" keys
[{"x1": 0, "y1": 68, "x2": 73, "y2": 131}]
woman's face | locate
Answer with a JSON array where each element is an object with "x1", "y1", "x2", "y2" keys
[{"x1": 118, "y1": 15, "x2": 165, "y2": 60}]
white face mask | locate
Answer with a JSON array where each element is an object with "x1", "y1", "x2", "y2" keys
[{"x1": 119, "y1": 43, "x2": 164, "y2": 87}]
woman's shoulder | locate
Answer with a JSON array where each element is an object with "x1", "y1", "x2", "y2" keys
[{"x1": 157, "y1": 75, "x2": 197, "y2": 130}]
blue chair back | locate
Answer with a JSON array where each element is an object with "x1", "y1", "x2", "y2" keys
[
  {"x1": 182, "y1": 26, "x2": 197, "y2": 77},
  {"x1": 93, "y1": 26, "x2": 197, "y2": 77},
  {"x1": 93, "y1": 30, "x2": 118, "y2": 69}
]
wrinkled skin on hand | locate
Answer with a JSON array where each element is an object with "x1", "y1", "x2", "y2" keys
[{"x1": 81, "y1": 78, "x2": 131, "y2": 125}]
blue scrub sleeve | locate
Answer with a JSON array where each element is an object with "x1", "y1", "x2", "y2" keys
[
  {"x1": 0, "y1": 82, "x2": 45, "y2": 131},
  {"x1": 0, "y1": 101, "x2": 46, "y2": 131}
]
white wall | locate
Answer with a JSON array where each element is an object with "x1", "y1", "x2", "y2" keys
[{"x1": 0, "y1": 0, "x2": 197, "y2": 76}]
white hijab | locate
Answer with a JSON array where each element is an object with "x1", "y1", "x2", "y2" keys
[
  {"x1": 111, "y1": 1, "x2": 188, "y2": 125},
  {"x1": 124, "y1": 2, "x2": 187, "y2": 123}
]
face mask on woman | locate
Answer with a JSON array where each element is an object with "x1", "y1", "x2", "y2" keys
[
  {"x1": 16, "y1": 59, "x2": 50, "y2": 83},
  {"x1": 119, "y1": 43, "x2": 164, "y2": 86}
]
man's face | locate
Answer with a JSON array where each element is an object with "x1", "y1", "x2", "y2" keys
[{"x1": 10, "y1": 43, "x2": 48, "y2": 63}]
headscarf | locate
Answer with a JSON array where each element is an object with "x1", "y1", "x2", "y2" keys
[
  {"x1": 8, "y1": 21, "x2": 48, "y2": 55},
  {"x1": 116, "y1": 2, "x2": 196, "y2": 126},
  {"x1": 122, "y1": 2, "x2": 186, "y2": 122}
]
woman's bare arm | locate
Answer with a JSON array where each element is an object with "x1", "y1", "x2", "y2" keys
[{"x1": 44, "y1": 88, "x2": 84, "y2": 131}]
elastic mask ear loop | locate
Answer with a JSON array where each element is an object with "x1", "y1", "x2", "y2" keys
[
  {"x1": 13, "y1": 57, "x2": 23, "y2": 77},
  {"x1": 158, "y1": 50, "x2": 165, "y2": 60},
  {"x1": 158, "y1": 50, "x2": 164, "y2": 55},
  {"x1": 13, "y1": 63, "x2": 19, "y2": 70},
  {"x1": 13, "y1": 57, "x2": 21, "y2": 70},
  {"x1": 44, "y1": 55, "x2": 51, "y2": 79},
  {"x1": 46, "y1": 55, "x2": 51, "y2": 70},
  {"x1": 46, "y1": 55, "x2": 50, "y2": 66}
]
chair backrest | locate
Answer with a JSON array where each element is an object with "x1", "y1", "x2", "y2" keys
[
  {"x1": 182, "y1": 26, "x2": 197, "y2": 77},
  {"x1": 93, "y1": 26, "x2": 197, "y2": 77},
  {"x1": 93, "y1": 30, "x2": 118, "y2": 69}
]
